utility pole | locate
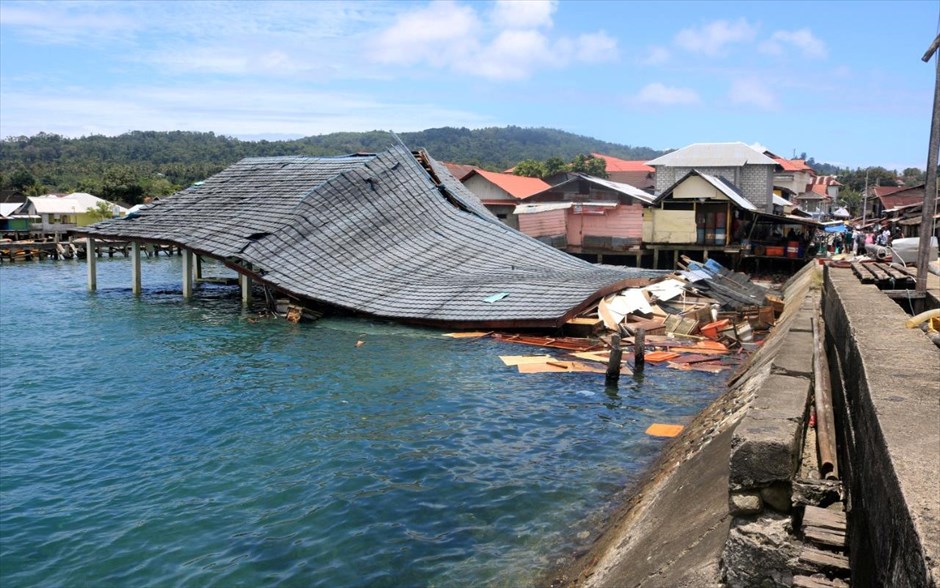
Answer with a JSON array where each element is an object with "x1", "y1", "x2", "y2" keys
[
  {"x1": 915, "y1": 33, "x2": 940, "y2": 294},
  {"x1": 862, "y1": 169, "x2": 869, "y2": 227}
]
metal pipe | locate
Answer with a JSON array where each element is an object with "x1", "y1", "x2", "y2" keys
[{"x1": 813, "y1": 311, "x2": 839, "y2": 480}]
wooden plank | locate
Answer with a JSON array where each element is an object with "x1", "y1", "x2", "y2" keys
[
  {"x1": 516, "y1": 360, "x2": 607, "y2": 374},
  {"x1": 850, "y1": 261, "x2": 871, "y2": 283},
  {"x1": 799, "y1": 546, "x2": 850, "y2": 573},
  {"x1": 803, "y1": 505, "x2": 846, "y2": 531},
  {"x1": 804, "y1": 526, "x2": 846, "y2": 548},
  {"x1": 793, "y1": 575, "x2": 848, "y2": 588}
]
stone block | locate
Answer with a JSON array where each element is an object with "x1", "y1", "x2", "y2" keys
[
  {"x1": 750, "y1": 374, "x2": 811, "y2": 421},
  {"x1": 761, "y1": 483, "x2": 792, "y2": 513},
  {"x1": 730, "y1": 491, "x2": 763, "y2": 516},
  {"x1": 722, "y1": 513, "x2": 800, "y2": 588},
  {"x1": 771, "y1": 331, "x2": 815, "y2": 378},
  {"x1": 730, "y1": 415, "x2": 802, "y2": 487}
]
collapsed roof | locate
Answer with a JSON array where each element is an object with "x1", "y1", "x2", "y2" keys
[{"x1": 78, "y1": 145, "x2": 661, "y2": 328}]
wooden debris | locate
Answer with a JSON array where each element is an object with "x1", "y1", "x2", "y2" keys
[
  {"x1": 563, "y1": 317, "x2": 602, "y2": 337},
  {"x1": 444, "y1": 331, "x2": 492, "y2": 338},
  {"x1": 792, "y1": 574, "x2": 849, "y2": 588},
  {"x1": 803, "y1": 526, "x2": 846, "y2": 549},
  {"x1": 569, "y1": 350, "x2": 610, "y2": 363},
  {"x1": 803, "y1": 505, "x2": 847, "y2": 532},
  {"x1": 516, "y1": 361, "x2": 607, "y2": 374},
  {"x1": 499, "y1": 355, "x2": 554, "y2": 366},
  {"x1": 492, "y1": 333, "x2": 605, "y2": 352},
  {"x1": 643, "y1": 351, "x2": 680, "y2": 363},
  {"x1": 799, "y1": 546, "x2": 849, "y2": 574},
  {"x1": 645, "y1": 423, "x2": 684, "y2": 437},
  {"x1": 286, "y1": 305, "x2": 303, "y2": 323}
]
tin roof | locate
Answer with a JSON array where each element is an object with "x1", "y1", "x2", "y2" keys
[
  {"x1": 653, "y1": 170, "x2": 756, "y2": 211},
  {"x1": 466, "y1": 169, "x2": 551, "y2": 199},
  {"x1": 646, "y1": 142, "x2": 777, "y2": 168},
  {"x1": 80, "y1": 146, "x2": 658, "y2": 327},
  {"x1": 527, "y1": 173, "x2": 655, "y2": 204},
  {"x1": 25, "y1": 193, "x2": 126, "y2": 215},
  {"x1": 590, "y1": 153, "x2": 655, "y2": 173}
]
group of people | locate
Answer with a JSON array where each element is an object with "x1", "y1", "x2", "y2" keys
[{"x1": 830, "y1": 225, "x2": 897, "y2": 255}]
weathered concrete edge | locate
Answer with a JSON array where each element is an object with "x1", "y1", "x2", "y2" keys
[
  {"x1": 823, "y1": 267, "x2": 939, "y2": 587},
  {"x1": 543, "y1": 263, "x2": 821, "y2": 587}
]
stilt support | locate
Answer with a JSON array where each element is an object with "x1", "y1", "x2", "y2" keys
[
  {"x1": 182, "y1": 249, "x2": 193, "y2": 299},
  {"x1": 131, "y1": 242, "x2": 141, "y2": 295},
  {"x1": 87, "y1": 237, "x2": 97, "y2": 291},
  {"x1": 239, "y1": 274, "x2": 251, "y2": 305}
]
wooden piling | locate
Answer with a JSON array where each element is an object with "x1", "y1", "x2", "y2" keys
[
  {"x1": 605, "y1": 334, "x2": 623, "y2": 384},
  {"x1": 634, "y1": 328, "x2": 646, "y2": 372}
]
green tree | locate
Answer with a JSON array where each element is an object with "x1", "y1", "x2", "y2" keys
[
  {"x1": 513, "y1": 159, "x2": 546, "y2": 178},
  {"x1": 101, "y1": 165, "x2": 145, "y2": 205},
  {"x1": 7, "y1": 168, "x2": 37, "y2": 192},
  {"x1": 839, "y1": 188, "x2": 862, "y2": 216},
  {"x1": 544, "y1": 157, "x2": 568, "y2": 176},
  {"x1": 901, "y1": 167, "x2": 925, "y2": 186},
  {"x1": 569, "y1": 154, "x2": 607, "y2": 178},
  {"x1": 86, "y1": 201, "x2": 115, "y2": 222}
]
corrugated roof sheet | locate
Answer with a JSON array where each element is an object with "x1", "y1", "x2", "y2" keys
[
  {"x1": 591, "y1": 153, "x2": 655, "y2": 173},
  {"x1": 654, "y1": 170, "x2": 756, "y2": 211},
  {"x1": 80, "y1": 146, "x2": 660, "y2": 327},
  {"x1": 470, "y1": 170, "x2": 551, "y2": 199},
  {"x1": 773, "y1": 158, "x2": 813, "y2": 172},
  {"x1": 646, "y1": 142, "x2": 777, "y2": 168},
  {"x1": 527, "y1": 173, "x2": 655, "y2": 204}
]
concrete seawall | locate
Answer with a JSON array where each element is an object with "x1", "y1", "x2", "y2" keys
[
  {"x1": 823, "y1": 267, "x2": 939, "y2": 587},
  {"x1": 547, "y1": 263, "x2": 939, "y2": 587}
]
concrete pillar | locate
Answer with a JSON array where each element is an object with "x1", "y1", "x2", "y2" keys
[
  {"x1": 182, "y1": 249, "x2": 193, "y2": 299},
  {"x1": 131, "y1": 242, "x2": 141, "y2": 295},
  {"x1": 239, "y1": 274, "x2": 251, "y2": 305},
  {"x1": 653, "y1": 248, "x2": 660, "y2": 269},
  {"x1": 703, "y1": 249, "x2": 709, "y2": 261},
  {"x1": 87, "y1": 237, "x2": 97, "y2": 291}
]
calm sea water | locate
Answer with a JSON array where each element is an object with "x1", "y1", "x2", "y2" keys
[{"x1": 0, "y1": 256, "x2": 724, "y2": 587}]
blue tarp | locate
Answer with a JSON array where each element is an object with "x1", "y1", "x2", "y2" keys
[{"x1": 823, "y1": 224, "x2": 847, "y2": 233}]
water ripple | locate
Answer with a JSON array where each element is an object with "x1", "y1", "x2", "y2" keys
[{"x1": 1, "y1": 257, "x2": 724, "y2": 587}]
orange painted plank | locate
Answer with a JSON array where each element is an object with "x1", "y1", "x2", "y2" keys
[{"x1": 646, "y1": 423, "x2": 684, "y2": 437}]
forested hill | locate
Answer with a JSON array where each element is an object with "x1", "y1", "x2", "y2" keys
[{"x1": 0, "y1": 127, "x2": 665, "y2": 204}]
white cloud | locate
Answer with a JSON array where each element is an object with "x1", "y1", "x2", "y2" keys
[
  {"x1": 370, "y1": 1, "x2": 481, "y2": 67},
  {"x1": 369, "y1": 0, "x2": 616, "y2": 79},
  {"x1": 759, "y1": 29, "x2": 827, "y2": 59},
  {"x1": 634, "y1": 83, "x2": 701, "y2": 106},
  {"x1": 675, "y1": 18, "x2": 757, "y2": 57},
  {"x1": 574, "y1": 31, "x2": 617, "y2": 62},
  {"x1": 489, "y1": 0, "x2": 556, "y2": 29},
  {"x1": 639, "y1": 46, "x2": 671, "y2": 66},
  {"x1": 728, "y1": 79, "x2": 778, "y2": 110},
  {"x1": 0, "y1": 2, "x2": 140, "y2": 45},
  {"x1": 0, "y1": 83, "x2": 495, "y2": 138}
]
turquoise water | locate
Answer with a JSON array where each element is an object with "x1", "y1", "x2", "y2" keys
[{"x1": 0, "y1": 256, "x2": 724, "y2": 587}]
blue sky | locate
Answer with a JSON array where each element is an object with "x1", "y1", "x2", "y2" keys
[{"x1": 0, "y1": 0, "x2": 937, "y2": 170}]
